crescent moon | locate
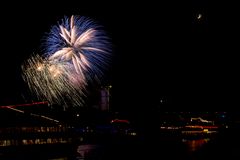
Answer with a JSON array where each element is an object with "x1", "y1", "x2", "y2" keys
[{"x1": 197, "y1": 14, "x2": 202, "y2": 19}]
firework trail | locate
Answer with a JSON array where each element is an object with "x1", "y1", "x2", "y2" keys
[
  {"x1": 22, "y1": 15, "x2": 111, "y2": 108},
  {"x1": 22, "y1": 54, "x2": 86, "y2": 107}
]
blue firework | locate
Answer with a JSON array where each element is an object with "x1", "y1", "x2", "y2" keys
[{"x1": 44, "y1": 15, "x2": 111, "y2": 80}]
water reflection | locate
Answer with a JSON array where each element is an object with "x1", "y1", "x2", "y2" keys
[
  {"x1": 0, "y1": 136, "x2": 214, "y2": 159},
  {"x1": 182, "y1": 138, "x2": 210, "y2": 152},
  {"x1": 72, "y1": 139, "x2": 213, "y2": 160},
  {"x1": 0, "y1": 138, "x2": 71, "y2": 146},
  {"x1": 76, "y1": 144, "x2": 100, "y2": 160}
]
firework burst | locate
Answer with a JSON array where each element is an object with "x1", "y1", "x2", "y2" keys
[
  {"x1": 22, "y1": 15, "x2": 111, "y2": 108},
  {"x1": 22, "y1": 54, "x2": 86, "y2": 107},
  {"x1": 44, "y1": 15, "x2": 111, "y2": 80}
]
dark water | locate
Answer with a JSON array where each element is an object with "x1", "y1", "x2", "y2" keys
[
  {"x1": 0, "y1": 137, "x2": 212, "y2": 160},
  {"x1": 1, "y1": 129, "x2": 240, "y2": 160}
]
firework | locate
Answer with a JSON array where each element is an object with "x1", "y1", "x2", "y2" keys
[
  {"x1": 22, "y1": 54, "x2": 86, "y2": 108},
  {"x1": 44, "y1": 15, "x2": 111, "y2": 81},
  {"x1": 22, "y1": 15, "x2": 111, "y2": 108}
]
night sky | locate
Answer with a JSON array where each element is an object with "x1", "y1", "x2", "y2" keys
[{"x1": 0, "y1": 1, "x2": 239, "y2": 111}]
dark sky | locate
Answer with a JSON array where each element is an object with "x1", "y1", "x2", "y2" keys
[{"x1": 0, "y1": 1, "x2": 239, "y2": 111}]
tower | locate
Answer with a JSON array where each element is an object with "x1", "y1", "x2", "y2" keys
[{"x1": 100, "y1": 85, "x2": 112, "y2": 111}]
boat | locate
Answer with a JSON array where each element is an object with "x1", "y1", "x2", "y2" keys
[{"x1": 181, "y1": 117, "x2": 219, "y2": 138}]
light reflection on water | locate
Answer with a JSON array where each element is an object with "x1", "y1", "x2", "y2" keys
[
  {"x1": 76, "y1": 144, "x2": 99, "y2": 159},
  {"x1": 0, "y1": 137, "x2": 214, "y2": 159},
  {"x1": 72, "y1": 138, "x2": 213, "y2": 160},
  {"x1": 0, "y1": 138, "x2": 71, "y2": 146},
  {"x1": 182, "y1": 138, "x2": 210, "y2": 152},
  {"x1": 70, "y1": 139, "x2": 213, "y2": 160}
]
